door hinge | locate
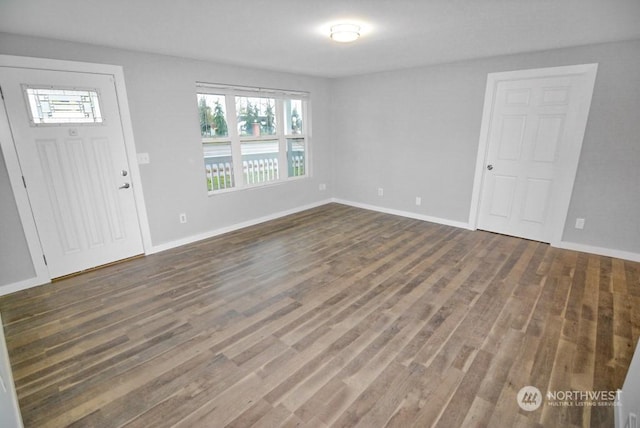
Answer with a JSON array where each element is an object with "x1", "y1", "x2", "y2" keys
[
  {"x1": 22, "y1": 176, "x2": 26, "y2": 188},
  {"x1": 43, "y1": 254, "x2": 48, "y2": 266}
]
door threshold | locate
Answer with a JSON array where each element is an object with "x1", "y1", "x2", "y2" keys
[{"x1": 52, "y1": 254, "x2": 145, "y2": 282}]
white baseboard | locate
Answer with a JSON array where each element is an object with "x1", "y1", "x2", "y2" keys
[
  {"x1": 150, "y1": 197, "x2": 473, "y2": 256},
  {"x1": 334, "y1": 199, "x2": 640, "y2": 262},
  {"x1": 0, "y1": 200, "x2": 334, "y2": 295},
  {"x1": 148, "y1": 199, "x2": 334, "y2": 254},
  {"x1": 4, "y1": 200, "x2": 637, "y2": 296},
  {"x1": 554, "y1": 240, "x2": 640, "y2": 262},
  {"x1": 331, "y1": 198, "x2": 473, "y2": 230},
  {"x1": 0, "y1": 276, "x2": 49, "y2": 298}
]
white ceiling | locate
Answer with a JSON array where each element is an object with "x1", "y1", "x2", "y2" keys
[{"x1": 1, "y1": 0, "x2": 640, "y2": 78}]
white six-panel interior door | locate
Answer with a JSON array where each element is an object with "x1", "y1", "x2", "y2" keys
[
  {"x1": 0, "y1": 66, "x2": 144, "y2": 279},
  {"x1": 473, "y1": 64, "x2": 598, "y2": 244}
]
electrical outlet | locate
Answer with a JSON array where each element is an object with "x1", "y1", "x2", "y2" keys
[
  {"x1": 319, "y1": 183, "x2": 327, "y2": 191},
  {"x1": 415, "y1": 196, "x2": 422, "y2": 206},
  {"x1": 377, "y1": 188, "x2": 384, "y2": 197},
  {"x1": 575, "y1": 218, "x2": 585, "y2": 229},
  {"x1": 179, "y1": 213, "x2": 187, "y2": 224},
  {"x1": 137, "y1": 152, "x2": 150, "y2": 164}
]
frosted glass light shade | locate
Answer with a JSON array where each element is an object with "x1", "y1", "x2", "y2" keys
[{"x1": 330, "y1": 24, "x2": 360, "y2": 43}]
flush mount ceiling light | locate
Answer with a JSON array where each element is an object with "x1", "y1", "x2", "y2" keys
[{"x1": 330, "y1": 24, "x2": 361, "y2": 43}]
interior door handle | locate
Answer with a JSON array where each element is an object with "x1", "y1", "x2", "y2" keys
[
  {"x1": 119, "y1": 183, "x2": 130, "y2": 189},
  {"x1": 487, "y1": 164, "x2": 494, "y2": 171}
]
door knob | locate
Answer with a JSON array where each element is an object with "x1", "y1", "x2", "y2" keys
[
  {"x1": 487, "y1": 164, "x2": 494, "y2": 171},
  {"x1": 119, "y1": 183, "x2": 130, "y2": 189}
]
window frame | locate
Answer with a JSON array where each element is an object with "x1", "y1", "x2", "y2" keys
[{"x1": 196, "y1": 83, "x2": 310, "y2": 194}]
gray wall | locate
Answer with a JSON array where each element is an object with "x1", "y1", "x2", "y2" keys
[
  {"x1": 331, "y1": 39, "x2": 640, "y2": 253},
  {"x1": 0, "y1": 150, "x2": 34, "y2": 284},
  {"x1": 1, "y1": 33, "x2": 639, "y2": 289},
  {"x1": 0, "y1": 33, "x2": 333, "y2": 288}
]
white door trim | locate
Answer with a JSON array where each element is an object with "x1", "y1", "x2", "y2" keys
[
  {"x1": 468, "y1": 63, "x2": 598, "y2": 246},
  {"x1": 0, "y1": 312, "x2": 24, "y2": 427},
  {"x1": 0, "y1": 55, "x2": 152, "y2": 288}
]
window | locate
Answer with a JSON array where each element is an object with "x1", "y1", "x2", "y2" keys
[
  {"x1": 197, "y1": 84, "x2": 309, "y2": 193},
  {"x1": 284, "y1": 99, "x2": 305, "y2": 178},
  {"x1": 198, "y1": 93, "x2": 234, "y2": 191},
  {"x1": 25, "y1": 87, "x2": 104, "y2": 125}
]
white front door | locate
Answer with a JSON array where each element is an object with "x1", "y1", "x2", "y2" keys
[
  {"x1": 0, "y1": 67, "x2": 143, "y2": 278},
  {"x1": 475, "y1": 65, "x2": 597, "y2": 243}
]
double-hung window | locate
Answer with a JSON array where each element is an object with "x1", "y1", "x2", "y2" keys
[{"x1": 196, "y1": 83, "x2": 309, "y2": 193}]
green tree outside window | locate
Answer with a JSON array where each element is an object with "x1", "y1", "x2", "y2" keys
[{"x1": 212, "y1": 100, "x2": 228, "y2": 137}]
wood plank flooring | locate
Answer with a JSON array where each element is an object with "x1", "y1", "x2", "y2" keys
[{"x1": 1, "y1": 203, "x2": 638, "y2": 427}]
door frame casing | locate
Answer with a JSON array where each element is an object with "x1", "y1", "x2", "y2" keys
[
  {"x1": 468, "y1": 63, "x2": 598, "y2": 246},
  {"x1": 0, "y1": 55, "x2": 152, "y2": 292}
]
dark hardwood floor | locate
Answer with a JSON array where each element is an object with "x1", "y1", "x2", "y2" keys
[{"x1": 1, "y1": 203, "x2": 638, "y2": 427}]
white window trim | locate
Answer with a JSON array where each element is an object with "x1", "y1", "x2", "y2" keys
[{"x1": 196, "y1": 82, "x2": 310, "y2": 194}]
